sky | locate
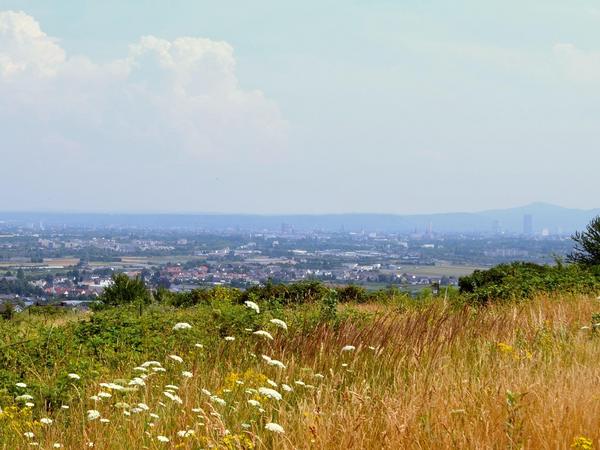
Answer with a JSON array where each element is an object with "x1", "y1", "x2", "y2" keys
[{"x1": 0, "y1": 0, "x2": 599, "y2": 215}]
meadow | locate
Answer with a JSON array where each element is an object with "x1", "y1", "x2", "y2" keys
[{"x1": 1, "y1": 289, "x2": 600, "y2": 449}]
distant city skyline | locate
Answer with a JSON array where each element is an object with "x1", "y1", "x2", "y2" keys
[{"x1": 1, "y1": 2, "x2": 600, "y2": 214}]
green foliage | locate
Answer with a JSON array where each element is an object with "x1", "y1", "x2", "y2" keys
[
  {"x1": 568, "y1": 216, "x2": 600, "y2": 266},
  {"x1": 320, "y1": 289, "x2": 338, "y2": 322},
  {"x1": 459, "y1": 262, "x2": 600, "y2": 304},
  {"x1": 97, "y1": 273, "x2": 152, "y2": 308}
]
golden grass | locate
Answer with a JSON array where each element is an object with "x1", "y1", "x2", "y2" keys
[{"x1": 3, "y1": 294, "x2": 600, "y2": 449}]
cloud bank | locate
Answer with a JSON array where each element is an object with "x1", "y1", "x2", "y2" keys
[{"x1": 0, "y1": 10, "x2": 287, "y2": 167}]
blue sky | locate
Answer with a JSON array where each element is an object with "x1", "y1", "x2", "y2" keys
[{"x1": 1, "y1": 1, "x2": 599, "y2": 214}]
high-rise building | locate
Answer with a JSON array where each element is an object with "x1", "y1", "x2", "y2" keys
[{"x1": 523, "y1": 214, "x2": 533, "y2": 235}]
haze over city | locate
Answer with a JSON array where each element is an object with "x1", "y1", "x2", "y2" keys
[{"x1": 1, "y1": 1, "x2": 600, "y2": 214}]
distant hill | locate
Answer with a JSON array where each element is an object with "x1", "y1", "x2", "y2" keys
[{"x1": 1, "y1": 203, "x2": 598, "y2": 234}]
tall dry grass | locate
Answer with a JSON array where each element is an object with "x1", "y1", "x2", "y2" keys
[{"x1": 3, "y1": 294, "x2": 600, "y2": 449}]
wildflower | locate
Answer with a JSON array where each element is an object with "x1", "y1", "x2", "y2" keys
[
  {"x1": 182, "y1": 371, "x2": 193, "y2": 378},
  {"x1": 53, "y1": 444, "x2": 63, "y2": 448},
  {"x1": 258, "y1": 387, "x2": 282, "y2": 401},
  {"x1": 100, "y1": 382, "x2": 125, "y2": 391},
  {"x1": 87, "y1": 444, "x2": 94, "y2": 448},
  {"x1": 168, "y1": 354, "x2": 184, "y2": 363},
  {"x1": 152, "y1": 367, "x2": 166, "y2": 372},
  {"x1": 177, "y1": 429, "x2": 195, "y2": 438},
  {"x1": 129, "y1": 377, "x2": 146, "y2": 387},
  {"x1": 67, "y1": 373, "x2": 81, "y2": 380},
  {"x1": 61, "y1": 405, "x2": 69, "y2": 409},
  {"x1": 224, "y1": 336, "x2": 235, "y2": 341},
  {"x1": 270, "y1": 318, "x2": 288, "y2": 330},
  {"x1": 253, "y1": 330, "x2": 274, "y2": 340},
  {"x1": 247, "y1": 399, "x2": 261, "y2": 407},
  {"x1": 165, "y1": 384, "x2": 179, "y2": 390},
  {"x1": 241, "y1": 423, "x2": 251, "y2": 429},
  {"x1": 244, "y1": 300, "x2": 260, "y2": 313},
  {"x1": 25, "y1": 402, "x2": 35, "y2": 408},
  {"x1": 341, "y1": 345, "x2": 356, "y2": 352},
  {"x1": 16, "y1": 394, "x2": 34, "y2": 402},
  {"x1": 163, "y1": 391, "x2": 183, "y2": 404},
  {"x1": 173, "y1": 322, "x2": 192, "y2": 331},
  {"x1": 282, "y1": 384, "x2": 293, "y2": 392},
  {"x1": 191, "y1": 407, "x2": 204, "y2": 413},
  {"x1": 572, "y1": 436, "x2": 593, "y2": 450},
  {"x1": 314, "y1": 373, "x2": 324, "y2": 379},
  {"x1": 137, "y1": 403, "x2": 150, "y2": 411},
  {"x1": 497, "y1": 342, "x2": 514, "y2": 354},
  {"x1": 265, "y1": 422, "x2": 285, "y2": 433},
  {"x1": 133, "y1": 366, "x2": 147, "y2": 372},
  {"x1": 150, "y1": 413, "x2": 160, "y2": 419},
  {"x1": 114, "y1": 402, "x2": 130, "y2": 409},
  {"x1": 194, "y1": 343, "x2": 204, "y2": 348},
  {"x1": 100, "y1": 418, "x2": 110, "y2": 423},
  {"x1": 267, "y1": 359, "x2": 286, "y2": 369},
  {"x1": 201, "y1": 389, "x2": 212, "y2": 396},
  {"x1": 295, "y1": 380, "x2": 306, "y2": 386},
  {"x1": 40, "y1": 417, "x2": 53, "y2": 425},
  {"x1": 98, "y1": 392, "x2": 112, "y2": 398},
  {"x1": 210, "y1": 395, "x2": 226, "y2": 406},
  {"x1": 87, "y1": 410, "x2": 101, "y2": 421},
  {"x1": 24, "y1": 432, "x2": 35, "y2": 439},
  {"x1": 157, "y1": 436, "x2": 170, "y2": 443},
  {"x1": 368, "y1": 346, "x2": 376, "y2": 350},
  {"x1": 141, "y1": 361, "x2": 162, "y2": 368},
  {"x1": 16, "y1": 382, "x2": 27, "y2": 388}
]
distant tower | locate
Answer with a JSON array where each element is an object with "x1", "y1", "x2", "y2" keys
[{"x1": 523, "y1": 214, "x2": 533, "y2": 235}]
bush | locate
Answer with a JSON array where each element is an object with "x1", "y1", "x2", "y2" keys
[{"x1": 459, "y1": 262, "x2": 600, "y2": 305}]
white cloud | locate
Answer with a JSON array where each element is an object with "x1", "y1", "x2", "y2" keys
[
  {"x1": 553, "y1": 43, "x2": 600, "y2": 83},
  {"x1": 0, "y1": 10, "x2": 287, "y2": 166}
]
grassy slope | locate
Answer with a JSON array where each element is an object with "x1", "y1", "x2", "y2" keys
[{"x1": 1, "y1": 295, "x2": 600, "y2": 449}]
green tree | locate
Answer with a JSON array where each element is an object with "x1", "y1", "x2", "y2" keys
[
  {"x1": 98, "y1": 273, "x2": 151, "y2": 307},
  {"x1": 568, "y1": 216, "x2": 600, "y2": 266}
]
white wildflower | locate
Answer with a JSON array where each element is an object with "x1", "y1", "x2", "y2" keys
[
  {"x1": 86, "y1": 410, "x2": 101, "y2": 421},
  {"x1": 100, "y1": 418, "x2": 110, "y2": 423},
  {"x1": 40, "y1": 417, "x2": 53, "y2": 425},
  {"x1": 99, "y1": 382, "x2": 125, "y2": 391},
  {"x1": 24, "y1": 432, "x2": 35, "y2": 439},
  {"x1": 157, "y1": 436, "x2": 170, "y2": 443},
  {"x1": 244, "y1": 300, "x2": 260, "y2": 313},
  {"x1": 282, "y1": 384, "x2": 293, "y2": 392},
  {"x1": 210, "y1": 395, "x2": 226, "y2": 406},
  {"x1": 16, "y1": 394, "x2": 34, "y2": 402},
  {"x1": 128, "y1": 377, "x2": 145, "y2": 387},
  {"x1": 270, "y1": 318, "x2": 288, "y2": 330},
  {"x1": 16, "y1": 382, "x2": 27, "y2": 388},
  {"x1": 141, "y1": 361, "x2": 162, "y2": 368},
  {"x1": 150, "y1": 413, "x2": 160, "y2": 419},
  {"x1": 182, "y1": 371, "x2": 193, "y2": 378},
  {"x1": 258, "y1": 387, "x2": 282, "y2": 401},
  {"x1": 25, "y1": 402, "x2": 35, "y2": 408},
  {"x1": 163, "y1": 391, "x2": 183, "y2": 404},
  {"x1": 224, "y1": 336, "x2": 235, "y2": 341},
  {"x1": 168, "y1": 354, "x2": 184, "y2": 363},
  {"x1": 97, "y1": 392, "x2": 112, "y2": 398},
  {"x1": 67, "y1": 373, "x2": 80, "y2": 380},
  {"x1": 247, "y1": 399, "x2": 261, "y2": 407},
  {"x1": 53, "y1": 444, "x2": 63, "y2": 448},
  {"x1": 267, "y1": 379, "x2": 278, "y2": 387},
  {"x1": 265, "y1": 422, "x2": 285, "y2": 433},
  {"x1": 253, "y1": 330, "x2": 274, "y2": 340},
  {"x1": 173, "y1": 322, "x2": 192, "y2": 331},
  {"x1": 341, "y1": 345, "x2": 356, "y2": 352},
  {"x1": 137, "y1": 403, "x2": 150, "y2": 411},
  {"x1": 194, "y1": 343, "x2": 204, "y2": 348}
]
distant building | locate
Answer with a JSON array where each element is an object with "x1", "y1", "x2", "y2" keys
[{"x1": 523, "y1": 214, "x2": 533, "y2": 235}]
